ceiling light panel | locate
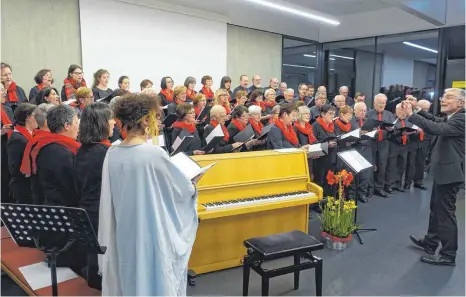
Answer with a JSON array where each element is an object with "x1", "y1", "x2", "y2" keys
[{"x1": 403, "y1": 41, "x2": 438, "y2": 54}]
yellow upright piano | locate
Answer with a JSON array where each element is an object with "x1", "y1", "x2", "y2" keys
[{"x1": 190, "y1": 149, "x2": 323, "y2": 275}]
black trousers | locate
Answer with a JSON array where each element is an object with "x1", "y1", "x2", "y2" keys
[
  {"x1": 313, "y1": 156, "x2": 335, "y2": 197},
  {"x1": 424, "y1": 182, "x2": 461, "y2": 259},
  {"x1": 10, "y1": 177, "x2": 33, "y2": 204},
  {"x1": 372, "y1": 140, "x2": 390, "y2": 191},
  {"x1": 405, "y1": 142, "x2": 428, "y2": 185},
  {"x1": 386, "y1": 143, "x2": 408, "y2": 188}
]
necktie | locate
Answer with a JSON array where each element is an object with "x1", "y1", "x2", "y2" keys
[
  {"x1": 401, "y1": 120, "x2": 407, "y2": 145},
  {"x1": 377, "y1": 112, "x2": 383, "y2": 141},
  {"x1": 359, "y1": 119, "x2": 364, "y2": 127},
  {"x1": 419, "y1": 129, "x2": 424, "y2": 141}
]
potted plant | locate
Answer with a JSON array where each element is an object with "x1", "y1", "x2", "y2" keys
[{"x1": 318, "y1": 169, "x2": 358, "y2": 250}]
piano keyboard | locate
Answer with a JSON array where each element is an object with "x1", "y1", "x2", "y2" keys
[{"x1": 201, "y1": 191, "x2": 314, "y2": 210}]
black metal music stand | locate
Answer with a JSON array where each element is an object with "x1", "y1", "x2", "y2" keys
[
  {"x1": 337, "y1": 150, "x2": 377, "y2": 245},
  {"x1": 0, "y1": 204, "x2": 106, "y2": 296}
]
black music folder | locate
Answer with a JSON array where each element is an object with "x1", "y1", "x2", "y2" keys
[
  {"x1": 379, "y1": 121, "x2": 395, "y2": 129},
  {"x1": 337, "y1": 129, "x2": 361, "y2": 147},
  {"x1": 317, "y1": 136, "x2": 338, "y2": 144},
  {"x1": 257, "y1": 124, "x2": 273, "y2": 140},
  {"x1": 396, "y1": 126, "x2": 417, "y2": 134},
  {"x1": 361, "y1": 119, "x2": 382, "y2": 131},
  {"x1": 233, "y1": 125, "x2": 255, "y2": 143},
  {"x1": 196, "y1": 106, "x2": 211, "y2": 121},
  {"x1": 170, "y1": 129, "x2": 194, "y2": 156},
  {"x1": 163, "y1": 113, "x2": 177, "y2": 127},
  {"x1": 203, "y1": 124, "x2": 224, "y2": 152}
]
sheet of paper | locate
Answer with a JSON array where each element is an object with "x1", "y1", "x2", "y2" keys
[
  {"x1": 307, "y1": 143, "x2": 325, "y2": 158},
  {"x1": 340, "y1": 128, "x2": 360, "y2": 140},
  {"x1": 205, "y1": 124, "x2": 224, "y2": 145},
  {"x1": 170, "y1": 153, "x2": 217, "y2": 180},
  {"x1": 19, "y1": 262, "x2": 78, "y2": 291},
  {"x1": 364, "y1": 130, "x2": 377, "y2": 138},
  {"x1": 112, "y1": 139, "x2": 122, "y2": 146},
  {"x1": 273, "y1": 148, "x2": 300, "y2": 153},
  {"x1": 338, "y1": 150, "x2": 372, "y2": 173},
  {"x1": 146, "y1": 135, "x2": 165, "y2": 146}
]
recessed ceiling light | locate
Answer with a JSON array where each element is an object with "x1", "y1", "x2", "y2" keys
[
  {"x1": 243, "y1": 0, "x2": 340, "y2": 26},
  {"x1": 330, "y1": 69, "x2": 335, "y2": 71},
  {"x1": 403, "y1": 41, "x2": 438, "y2": 54},
  {"x1": 283, "y1": 63, "x2": 315, "y2": 69},
  {"x1": 303, "y1": 54, "x2": 316, "y2": 58},
  {"x1": 330, "y1": 58, "x2": 336, "y2": 61},
  {"x1": 330, "y1": 54, "x2": 354, "y2": 60}
]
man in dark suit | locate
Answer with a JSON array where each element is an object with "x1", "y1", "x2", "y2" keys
[{"x1": 403, "y1": 88, "x2": 465, "y2": 266}]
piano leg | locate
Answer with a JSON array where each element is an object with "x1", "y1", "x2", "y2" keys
[{"x1": 242, "y1": 256, "x2": 250, "y2": 296}]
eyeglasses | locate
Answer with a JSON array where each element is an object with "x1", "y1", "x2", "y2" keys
[{"x1": 73, "y1": 71, "x2": 83, "y2": 75}]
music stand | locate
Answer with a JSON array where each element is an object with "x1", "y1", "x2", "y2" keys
[
  {"x1": 337, "y1": 150, "x2": 377, "y2": 244},
  {"x1": 0, "y1": 204, "x2": 106, "y2": 296}
]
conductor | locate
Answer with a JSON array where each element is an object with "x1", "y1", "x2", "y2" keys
[{"x1": 402, "y1": 88, "x2": 465, "y2": 266}]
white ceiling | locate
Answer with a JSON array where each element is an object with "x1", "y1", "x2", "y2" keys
[{"x1": 118, "y1": 0, "x2": 465, "y2": 42}]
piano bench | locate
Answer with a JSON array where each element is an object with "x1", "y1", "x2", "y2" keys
[{"x1": 242, "y1": 230, "x2": 324, "y2": 296}]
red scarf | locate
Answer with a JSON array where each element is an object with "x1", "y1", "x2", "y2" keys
[
  {"x1": 231, "y1": 118, "x2": 246, "y2": 131},
  {"x1": 15, "y1": 126, "x2": 33, "y2": 142},
  {"x1": 6, "y1": 82, "x2": 19, "y2": 103},
  {"x1": 160, "y1": 89, "x2": 174, "y2": 102},
  {"x1": 334, "y1": 118, "x2": 351, "y2": 133},
  {"x1": 210, "y1": 119, "x2": 229, "y2": 142},
  {"x1": 99, "y1": 140, "x2": 112, "y2": 147},
  {"x1": 37, "y1": 83, "x2": 45, "y2": 91},
  {"x1": 173, "y1": 121, "x2": 196, "y2": 133},
  {"x1": 249, "y1": 119, "x2": 263, "y2": 135},
  {"x1": 419, "y1": 130, "x2": 424, "y2": 141},
  {"x1": 20, "y1": 130, "x2": 53, "y2": 176},
  {"x1": 264, "y1": 100, "x2": 276, "y2": 108},
  {"x1": 1, "y1": 105, "x2": 13, "y2": 138},
  {"x1": 269, "y1": 117, "x2": 277, "y2": 125},
  {"x1": 253, "y1": 101, "x2": 265, "y2": 112},
  {"x1": 63, "y1": 77, "x2": 86, "y2": 99},
  {"x1": 115, "y1": 119, "x2": 127, "y2": 140},
  {"x1": 202, "y1": 86, "x2": 214, "y2": 99},
  {"x1": 70, "y1": 101, "x2": 85, "y2": 110},
  {"x1": 316, "y1": 116, "x2": 334, "y2": 133},
  {"x1": 377, "y1": 112, "x2": 383, "y2": 141},
  {"x1": 194, "y1": 106, "x2": 201, "y2": 117},
  {"x1": 275, "y1": 119, "x2": 298, "y2": 145},
  {"x1": 294, "y1": 121, "x2": 317, "y2": 144},
  {"x1": 400, "y1": 119, "x2": 407, "y2": 145},
  {"x1": 186, "y1": 89, "x2": 196, "y2": 100},
  {"x1": 222, "y1": 103, "x2": 231, "y2": 115}
]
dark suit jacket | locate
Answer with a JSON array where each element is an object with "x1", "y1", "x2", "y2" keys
[{"x1": 408, "y1": 109, "x2": 465, "y2": 185}]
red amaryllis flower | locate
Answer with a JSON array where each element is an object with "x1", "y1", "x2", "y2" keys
[
  {"x1": 326, "y1": 170, "x2": 337, "y2": 185},
  {"x1": 342, "y1": 171, "x2": 354, "y2": 186}
]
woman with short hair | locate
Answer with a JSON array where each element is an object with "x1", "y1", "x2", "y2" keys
[
  {"x1": 158, "y1": 76, "x2": 174, "y2": 106},
  {"x1": 98, "y1": 93, "x2": 200, "y2": 296},
  {"x1": 117, "y1": 76, "x2": 130, "y2": 92},
  {"x1": 7, "y1": 103, "x2": 37, "y2": 204},
  {"x1": 140, "y1": 79, "x2": 153, "y2": 91},
  {"x1": 264, "y1": 88, "x2": 277, "y2": 114},
  {"x1": 29, "y1": 69, "x2": 53, "y2": 102},
  {"x1": 71, "y1": 87, "x2": 94, "y2": 117},
  {"x1": 34, "y1": 87, "x2": 61, "y2": 105},
  {"x1": 267, "y1": 103, "x2": 309, "y2": 150},
  {"x1": 199, "y1": 75, "x2": 214, "y2": 101},
  {"x1": 249, "y1": 89, "x2": 271, "y2": 122},
  {"x1": 269, "y1": 105, "x2": 280, "y2": 124},
  {"x1": 171, "y1": 103, "x2": 204, "y2": 156},
  {"x1": 64, "y1": 64, "x2": 86, "y2": 100},
  {"x1": 227, "y1": 105, "x2": 249, "y2": 142},
  {"x1": 1, "y1": 63, "x2": 27, "y2": 107},
  {"x1": 167, "y1": 86, "x2": 187, "y2": 115},
  {"x1": 92, "y1": 69, "x2": 113, "y2": 100},
  {"x1": 184, "y1": 76, "x2": 197, "y2": 102},
  {"x1": 248, "y1": 105, "x2": 267, "y2": 150},
  {"x1": 233, "y1": 90, "x2": 248, "y2": 108}
]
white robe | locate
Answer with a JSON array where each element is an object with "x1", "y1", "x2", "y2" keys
[{"x1": 98, "y1": 143, "x2": 198, "y2": 296}]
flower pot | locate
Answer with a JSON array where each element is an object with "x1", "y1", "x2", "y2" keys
[{"x1": 321, "y1": 232, "x2": 352, "y2": 250}]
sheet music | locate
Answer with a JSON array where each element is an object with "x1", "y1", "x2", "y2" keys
[
  {"x1": 146, "y1": 135, "x2": 165, "y2": 146},
  {"x1": 307, "y1": 143, "x2": 326, "y2": 158},
  {"x1": 364, "y1": 130, "x2": 377, "y2": 138},
  {"x1": 205, "y1": 124, "x2": 224, "y2": 144},
  {"x1": 112, "y1": 139, "x2": 122, "y2": 146},
  {"x1": 19, "y1": 262, "x2": 78, "y2": 290},
  {"x1": 171, "y1": 136, "x2": 184, "y2": 152},
  {"x1": 338, "y1": 150, "x2": 372, "y2": 173},
  {"x1": 340, "y1": 128, "x2": 360, "y2": 140},
  {"x1": 411, "y1": 124, "x2": 420, "y2": 130},
  {"x1": 273, "y1": 148, "x2": 300, "y2": 153},
  {"x1": 170, "y1": 152, "x2": 217, "y2": 181}
]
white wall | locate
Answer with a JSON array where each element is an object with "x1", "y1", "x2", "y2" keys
[
  {"x1": 79, "y1": 0, "x2": 227, "y2": 92},
  {"x1": 382, "y1": 55, "x2": 414, "y2": 87},
  {"x1": 227, "y1": 25, "x2": 282, "y2": 88}
]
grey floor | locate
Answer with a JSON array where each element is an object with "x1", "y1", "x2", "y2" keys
[{"x1": 2, "y1": 175, "x2": 465, "y2": 296}]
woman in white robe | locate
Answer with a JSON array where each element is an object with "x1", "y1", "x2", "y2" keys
[{"x1": 98, "y1": 93, "x2": 199, "y2": 296}]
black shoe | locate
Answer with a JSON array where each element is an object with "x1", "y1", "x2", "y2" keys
[
  {"x1": 367, "y1": 189, "x2": 373, "y2": 198},
  {"x1": 409, "y1": 235, "x2": 436, "y2": 255},
  {"x1": 403, "y1": 182, "x2": 411, "y2": 190},
  {"x1": 374, "y1": 189, "x2": 388, "y2": 198},
  {"x1": 393, "y1": 186, "x2": 404, "y2": 192},
  {"x1": 414, "y1": 183, "x2": 428, "y2": 190},
  {"x1": 420, "y1": 254, "x2": 455, "y2": 266},
  {"x1": 384, "y1": 187, "x2": 393, "y2": 194},
  {"x1": 358, "y1": 195, "x2": 368, "y2": 203}
]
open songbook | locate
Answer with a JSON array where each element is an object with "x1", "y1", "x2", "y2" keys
[
  {"x1": 307, "y1": 142, "x2": 328, "y2": 158},
  {"x1": 233, "y1": 125, "x2": 255, "y2": 143},
  {"x1": 170, "y1": 132, "x2": 193, "y2": 156},
  {"x1": 337, "y1": 128, "x2": 360, "y2": 147},
  {"x1": 257, "y1": 124, "x2": 273, "y2": 140},
  {"x1": 170, "y1": 152, "x2": 217, "y2": 181},
  {"x1": 362, "y1": 130, "x2": 377, "y2": 139},
  {"x1": 203, "y1": 124, "x2": 224, "y2": 151}
]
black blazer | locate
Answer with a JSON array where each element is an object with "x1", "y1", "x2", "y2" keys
[
  {"x1": 1, "y1": 105, "x2": 14, "y2": 203},
  {"x1": 5, "y1": 86, "x2": 28, "y2": 108},
  {"x1": 158, "y1": 92, "x2": 172, "y2": 106},
  {"x1": 227, "y1": 123, "x2": 241, "y2": 144},
  {"x1": 266, "y1": 125, "x2": 299, "y2": 149},
  {"x1": 28, "y1": 86, "x2": 40, "y2": 102},
  {"x1": 388, "y1": 119, "x2": 413, "y2": 146},
  {"x1": 34, "y1": 143, "x2": 78, "y2": 206},
  {"x1": 74, "y1": 143, "x2": 109, "y2": 231},
  {"x1": 312, "y1": 120, "x2": 337, "y2": 164},
  {"x1": 408, "y1": 109, "x2": 465, "y2": 185},
  {"x1": 7, "y1": 131, "x2": 32, "y2": 203},
  {"x1": 171, "y1": 127, "x2": 202, "y2": 155},
  {"x1": 166, "y1": 102, "x2": 179, "y2": 115},
  {"x1": 366, "y1": 109, "x2": 396, "y2": 141},
  {"x1": 203, "y1": 124, "x2": 233, "y2": 154}
]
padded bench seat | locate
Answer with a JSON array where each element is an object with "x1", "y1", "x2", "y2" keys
[{"x1": 243, "y1": 230, "x2": 324, "y2": 296}]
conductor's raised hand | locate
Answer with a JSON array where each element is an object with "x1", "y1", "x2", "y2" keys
[{"x1": 328, "y1": 141, "x2": 337, "y2": 148}]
